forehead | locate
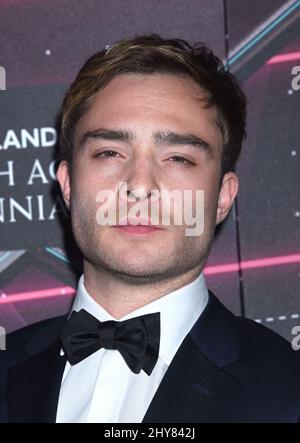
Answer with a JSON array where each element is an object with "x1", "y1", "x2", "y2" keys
[{"x1": 76, "y1": 73, "x2": 223, "y2": 146}]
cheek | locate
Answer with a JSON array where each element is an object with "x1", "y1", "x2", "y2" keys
[
  {"x1": 70, "y1": 177, "x2": 98, "y2": 221},
  {"x1": 203, "y1": 188, "x2": 219, "y2": 230},
  {"x1": 190, "y1": 176, "x2": 219, "y2": 227},
  {"x1": 77, "y1": 160, "x2": 124, "y2": 197},
  {"x1": 72, "y1": 163, "x2": 104, "y2": 196}
]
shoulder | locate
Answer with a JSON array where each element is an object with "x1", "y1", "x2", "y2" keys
[
  {"x1": 207, "y1": 291, "x2": 300, "y2": 367},
  {"x1": 236, "y1": 315, "x2": 299, "y2": 363},
  {"x1": 233, "y1": 315, "x2": 300, "y2": 405},
  {"x1": 1, "y1": 315, "x2": 67, "y2": 368},
  {"x1": 204, "y1": 292, "x2": 300, "y2": 395}
]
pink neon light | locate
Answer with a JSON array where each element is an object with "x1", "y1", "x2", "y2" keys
[
  {"x1": 0, "y1": 286, "x2": 75, "y2": 304},
  {"x1": 1, "y1": 254, "x2": 300, "y2": 303},
  {"x1": 204, "y1": 253, "x2": 300, "y2": 275},
  {"x1": 267, "y1": 52, "x2": 300, "y2": 64}
]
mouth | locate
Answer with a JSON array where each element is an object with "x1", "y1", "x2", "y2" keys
[
  {"x1": 112, "y1": 225, "x2": 164, "y2": 236},
  {"x1": 112, "y1": 218, "x2": 165, "y2": 236}
]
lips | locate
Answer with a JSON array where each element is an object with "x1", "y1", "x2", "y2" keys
[
  {"x1": 112, "y1": 218, "x2": 164, "y2": 235},
  {"x1": 113, "y1": 225, "x2": 162, "y2": 234},
  {"x1": 116, "y1": 217, "x2": 160, "y2": 227}
]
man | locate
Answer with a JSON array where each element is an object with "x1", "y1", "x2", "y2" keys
[{"x1": 1, "y1": 35, "x2": 299, "y2": 423}]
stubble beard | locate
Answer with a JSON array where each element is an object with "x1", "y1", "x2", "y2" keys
[{"x1": 70, "y1": 198, "x2": 213, "y2": 285}]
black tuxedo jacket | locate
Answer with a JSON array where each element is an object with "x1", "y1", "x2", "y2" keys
[{"x1": 1, "y1": 291, "x2": 300, "y2": 423}]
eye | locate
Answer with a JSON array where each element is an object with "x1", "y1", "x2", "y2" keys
[
  {"x1": 169, "y1": 156, "x2": 193, "y2": 166},
  {"x1": 94, "y1": 150, "x2": 120, "y2": 159}
]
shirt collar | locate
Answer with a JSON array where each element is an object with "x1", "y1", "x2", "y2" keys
[{"x1": 71, "y1": 272, "x2": 209, "y2": 366}]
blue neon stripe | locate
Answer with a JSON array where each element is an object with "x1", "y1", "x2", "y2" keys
[
  {"x1": 45, "y1": 247, "x2": 71, "y2": 264},
  {"x1": 228, "y1": 0, "x2": 300, "y2": 66},
  {"x1": 0, "y1": 251, "x2": 11, "y2": 263}
]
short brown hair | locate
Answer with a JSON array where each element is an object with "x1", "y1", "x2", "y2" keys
[{"x1": 60, "y1": 34, "x2": 247, "y2": 176}]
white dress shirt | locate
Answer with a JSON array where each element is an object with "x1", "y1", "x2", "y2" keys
[{"x1": 56, "y1": 272, "x2": 209, "y2": 423}]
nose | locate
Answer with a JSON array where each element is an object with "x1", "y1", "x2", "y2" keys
[
  {"x1": 126, "y1": 187, "x2": 150, "y2": 201},
  {"x1": 119, "y1": 154, "x2": 160, "y2": 203}
]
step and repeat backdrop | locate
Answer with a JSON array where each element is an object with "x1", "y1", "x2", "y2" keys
[{"x1": 0, "y1": 0, "x2": 299, "y2": 341}]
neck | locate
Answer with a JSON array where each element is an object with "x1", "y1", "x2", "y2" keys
[{"x1": 82, "y1": 262, "x2": 204, "y2": 319}]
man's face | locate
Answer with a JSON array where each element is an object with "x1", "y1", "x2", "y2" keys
[{"x1": 57, "y1": 73, "x2": 238, "y2": 283}]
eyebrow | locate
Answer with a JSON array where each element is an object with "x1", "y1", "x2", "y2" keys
[{"x1": 79, "y1": 128, "x2": 213, "y2": 154}]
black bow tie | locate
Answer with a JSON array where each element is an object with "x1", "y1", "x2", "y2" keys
[{"x1": 60, "y1": 309, "x2": 161, "y2": 375}]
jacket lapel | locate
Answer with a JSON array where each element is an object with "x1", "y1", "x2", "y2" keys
[
  {"x1": 7, "y1": 317, "x2": 67, "y2": 423},
  {"x1": 7, "y1": 292, "x2": 240, "y2": 423},
  {"x1": 143, "y1": 291, "x2": 240, "y2": 423}
]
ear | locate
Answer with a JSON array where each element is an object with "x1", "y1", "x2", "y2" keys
[
  {"x1": 216, "y1": 172, "x2": 239, "y2": 225},
  {"x1": 56, "y1": 160, "x2": 71, "y2": 210}
]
